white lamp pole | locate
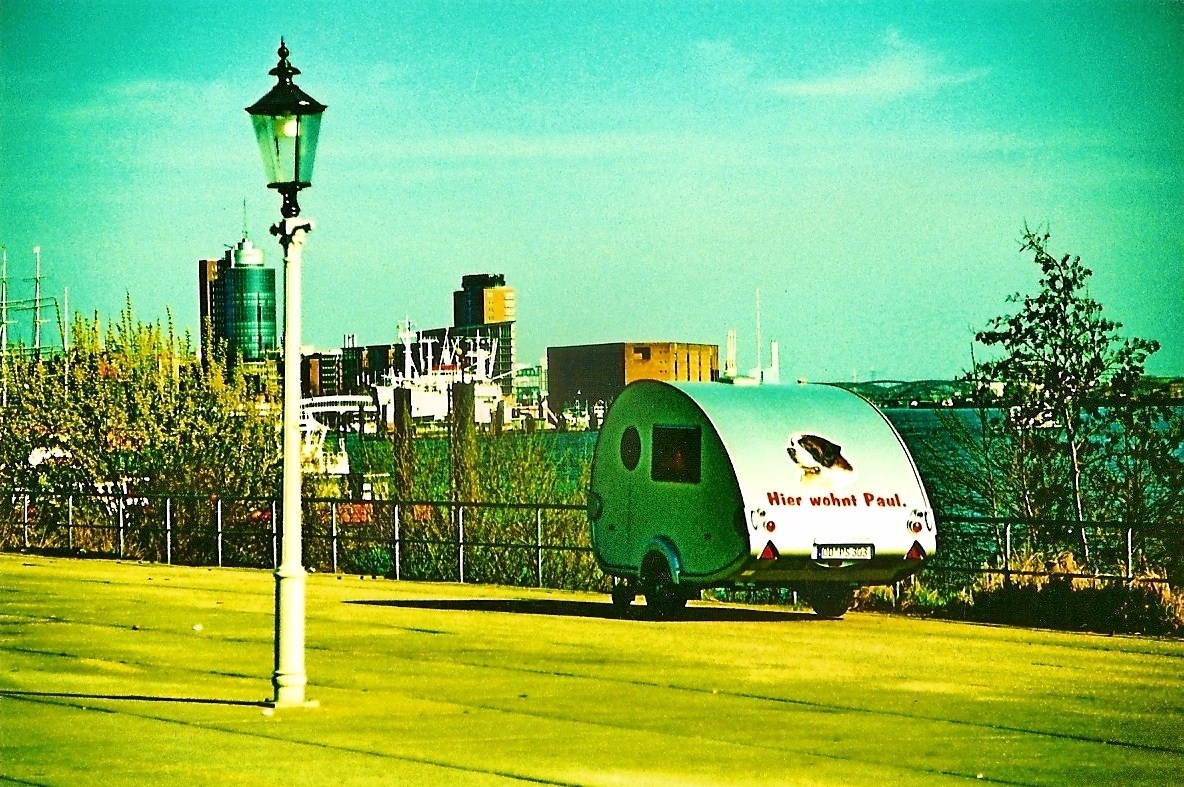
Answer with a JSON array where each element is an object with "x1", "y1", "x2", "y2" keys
[
  {"x1": 272, "y1": 216, "x2": 311, "y2": 706},
  {"x1": 247, "y1": 39, "x2": 326, "y2": 708}
]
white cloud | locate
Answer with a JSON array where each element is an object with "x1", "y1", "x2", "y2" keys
[
  {"x1": 770, "y1": 28, "x2": 988, "y2": 99},
  {"x1": 57, "y1": 78, "x2": 242, "y2": 124}
]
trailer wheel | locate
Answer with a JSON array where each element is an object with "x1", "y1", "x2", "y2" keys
[
  {"x1": 610, "y1": 581, "x2": 635, "y2": 614},
  {"x1": 641, "y1": 554, "x2": 685, "y2": 619},
  {"x1": 805, "y1": 585, "x2": 854, "y2": 619}
]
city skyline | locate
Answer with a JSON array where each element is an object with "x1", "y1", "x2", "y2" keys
[{"x1": 1, "y1": 2, "x2": 1181, "y2": 381}]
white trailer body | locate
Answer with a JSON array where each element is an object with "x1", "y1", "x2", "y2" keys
[{"x1": 588, "y1": 380, "x2": 936, "y2": 616}]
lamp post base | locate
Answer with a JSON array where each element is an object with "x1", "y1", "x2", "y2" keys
[
  {"x1": 264, "y1": 698, "x2": 320, "y2": 711},
  {"x1": 271, "y1": 563, "x2": 310, "y2": 707}
]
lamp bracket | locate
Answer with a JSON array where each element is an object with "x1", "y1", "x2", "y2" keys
[{"x1": 271, "y1": 217, "x2": 315, "y2": 249}]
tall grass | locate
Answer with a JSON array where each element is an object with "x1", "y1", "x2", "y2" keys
[{"x1": 852, "y1": 552, "x2": 1184, "y2": 636}]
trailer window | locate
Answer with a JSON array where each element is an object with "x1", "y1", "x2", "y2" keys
[
  {"x1": 651, "y1": 425, "x2": 701, "y2": 484},
  {"x1": 620, "y1": 426, "x2": 641, "y2": 471}
]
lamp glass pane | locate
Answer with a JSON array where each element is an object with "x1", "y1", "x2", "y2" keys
[
  {"x1": 251, "y1": 114, "x2": 285, "y2": 185},
  {"x1": 251, "y1": 112, "x2": 322, "y2": 187},
  {"x1": 294, "y1": 112, "x2": 322, "y2": 184}
]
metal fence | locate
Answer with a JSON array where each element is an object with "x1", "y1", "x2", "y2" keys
[
  {"x1": 1, "y1": 490, "x2": 602, "y2": 591},
  {"x1": 1, "y1": 490, "x2": 1174, "y2": 590},
  {"x1": 930, "y1": 513, "x2": 1173, "y2": 586}
]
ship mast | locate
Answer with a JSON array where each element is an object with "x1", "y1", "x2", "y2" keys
[{"x1": 33, "y1": 246, "x2": 43, "y2": 351}]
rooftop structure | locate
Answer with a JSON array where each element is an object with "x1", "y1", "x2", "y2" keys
[{"x1": 454, "y1": 273, "x2": 516, "y2": 328}]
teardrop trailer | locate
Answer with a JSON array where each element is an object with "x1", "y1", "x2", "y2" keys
[{"x1": 587, "y1": 380, "x2": 936, "y2": 618}]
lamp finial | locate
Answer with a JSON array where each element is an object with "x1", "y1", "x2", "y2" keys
[{"x1": 270, "y1": 38, "x2": 300, "y2": 85}]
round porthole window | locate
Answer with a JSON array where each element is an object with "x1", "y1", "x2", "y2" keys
[{"x1": 620, "y1": 426, "x2": 641, "y2": 471}]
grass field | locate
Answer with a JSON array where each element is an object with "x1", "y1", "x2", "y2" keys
[{"x1": 2, "y1": 554, "x2": 1182, "y2": 786}]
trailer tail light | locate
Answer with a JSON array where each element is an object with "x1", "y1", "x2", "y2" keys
[
  {"x1": 764, "y1": 520, "x2": 776, "y2": 532},
  {"x1": 759, "y1": 541, "x2": 779, "y2": 561},
  {"x1": 907, "y1": 518, "x2": 924, "y2": 533},
  {"x1": 906, "y1": 541, "x2": 926, "y2": 561}
]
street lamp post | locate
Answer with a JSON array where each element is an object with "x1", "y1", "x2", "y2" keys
[{"x1": 247, "y1": 39, "x2": 326, "y2": 708}]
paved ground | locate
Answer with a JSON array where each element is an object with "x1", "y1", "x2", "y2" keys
[{"x1": 2, "y1": 554, "x2": 1182, "y2": 785}]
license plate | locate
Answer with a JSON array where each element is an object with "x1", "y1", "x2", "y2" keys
[{"x1": 816, "y1": 544, "x2": 874, "y2": 560}]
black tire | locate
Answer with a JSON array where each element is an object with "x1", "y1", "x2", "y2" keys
[
  {"x1": 641, "y1": 554, "x2": 685, "y2": 619},
  {"x1": 610, "y1": 581, "x2": 635, "y2": 615},
  {"x1": 806, "y1": 585, "x2": 854, "y2": 619}
]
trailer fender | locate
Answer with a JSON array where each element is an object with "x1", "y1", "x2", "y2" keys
[
  {"x1": 640, "y1": 538, "x2": 689, "y2": 618},
  {"x1": 642, "y1": 537, "x2": 683, "y2": 586}
]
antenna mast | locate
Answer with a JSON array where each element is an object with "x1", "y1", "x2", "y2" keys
[{"x1": 33, "y1": 246, "x2": 44, "y2": 350}]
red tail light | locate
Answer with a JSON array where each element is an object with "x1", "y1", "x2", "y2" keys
[{"x1": 906, "y1": 541, "x2": 926, "y2": 561}]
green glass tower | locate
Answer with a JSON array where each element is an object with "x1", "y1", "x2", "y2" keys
[{"x1": 198, "y1": 237, "x2": 277, "y2": 365}]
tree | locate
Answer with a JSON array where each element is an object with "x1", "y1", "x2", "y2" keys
[
  {"x1": 969, "y1": 226, "x2": 1160, "y2": 561},
  {"x1": 0, "y1": 303, "x2": 281, "y2": 502},
  {"x1": 1090, "y1": 403, "x2": 1184, "y2": 584}
]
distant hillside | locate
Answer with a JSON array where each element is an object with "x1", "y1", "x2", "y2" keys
[
  {"x1": 829, "y1": 376, "x2": 1184, "y2": 408},
  {"x1": 827, "y1": 379, "x2": 974, "y2": 408}
]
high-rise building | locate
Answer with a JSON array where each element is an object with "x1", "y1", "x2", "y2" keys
[
  {"x1": 453, "y1": 273, "x2": 516, "y2": 328},
  {"x1": 447, "y1": 273, "x2": 517, "y2": 397},
  {"x1": 198, "y1": 236, "x2": 277, "y2": 366}
]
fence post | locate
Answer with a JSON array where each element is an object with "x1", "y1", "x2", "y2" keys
[
  {"x1": 1003, "y1": 522, "x2": 1012, "y2": 587},
  {"x1": 271, "y1": 499, "x2": 278, "y2": 570},
  {"x1": 536, "y1": 507, "x2": 544, "y2": 588},
  {"x1": 118, "y1": 495, "x2": 125, "y2": 559},
  {"x1": 22, "y1": 493, "x2": 29, "y2": 549},
  {"x1": 67, "y1": 495, "x2": 74, "y2": 551},
  {"x1": 331, "y1": 500, "x2": 339, "y2": 575},
  {"x1": 1126, "y1": 526, "x2": 1134, "y2": 582},
  {"x1": 165, "y1": 497, "x2": 173, "y2": 565},
  {"x1": 458, "y1": 505, "x2": 465, "y2": 584},
  {"x1": 216, "y1": 498, "x2": 223, "y2": 568},
  {"x1": 392, "y1": 503, "x2": 401, "y2": 581}
]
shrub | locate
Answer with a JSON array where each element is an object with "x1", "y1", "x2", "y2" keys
[
  {"x1": 343, "y1": 545, "x2": 394, "y2": 577},
  {"x1": 852, "y1": 585, "x2": 897, "y2": 612},
  {"x1": 900, "y1": 581, "x2": 947, "y2": 612},
  {"x1": 950, "y1": 553, "x2": 1184, "y2": 635},
  {"x1": 853, "y1": 579, "x2": 953, "y2": 615}
]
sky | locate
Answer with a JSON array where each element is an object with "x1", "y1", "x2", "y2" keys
[{"x1": 2, "y1": 1, "x2": 1182, "y2": 382}]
